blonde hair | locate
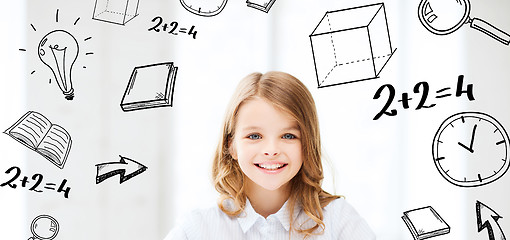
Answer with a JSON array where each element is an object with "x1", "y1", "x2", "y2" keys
[{"x1": 212, "y1": 71, "x2": 340, "y2": 237}]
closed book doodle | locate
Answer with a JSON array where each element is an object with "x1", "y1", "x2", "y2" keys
[
  {"x1": 402, "y1": 206, "x2": 450, "y2": 240},
  {"x1": 246, "y1": 0, "x2": 276, "y2": 13},
  {"x1": 121, "y1": 62, "x2": 178, "y2": 112}
]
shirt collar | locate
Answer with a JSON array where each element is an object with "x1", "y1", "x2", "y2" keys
[
  {"x1": 237, "y1": 199, "x2": 260, "y2": 233},
  {"x1": 237, "y1": 198, "x2": 302, "y2": 233}
]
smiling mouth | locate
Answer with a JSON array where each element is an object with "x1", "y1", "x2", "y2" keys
[{"x1": 255, "y1": 163, "x2": 288, "y2": 170}]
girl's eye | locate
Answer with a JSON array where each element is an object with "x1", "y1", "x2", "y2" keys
[
  {"x1": 248, "y1": 134, "x2": 262, "y2": 140},
  {"x1": 282, "y1": 133, "x2": 296, "y2": 139}
]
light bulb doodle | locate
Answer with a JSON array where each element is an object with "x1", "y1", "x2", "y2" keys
[
  {"x1": 28, "y1": 215, "x2": 59, "y2": 240},
  {"x1": 38, "y1": 30, "x2": 79, "y2": 100},
  {"x1": 18, "y1": 9, "x2": 93, "y2": 100}
]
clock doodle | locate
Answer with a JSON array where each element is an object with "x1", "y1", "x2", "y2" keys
[
  {"x1": 179, "y1": 0, "x2": 228, "y2": 17},
  {"x1": 432, "y1": 112, "x2": 510, "y2": 187}
]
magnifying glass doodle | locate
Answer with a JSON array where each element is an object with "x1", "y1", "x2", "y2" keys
[
  {"x1": 28, "y1": 215, "x2": 59, "y2": 240},
  {"x1": 418, "y1": 0, "x2": 510, "y2": 45}
]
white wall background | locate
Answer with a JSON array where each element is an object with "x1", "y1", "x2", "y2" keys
[{"x1": 1, "y1": 0, "x2": 509, "y2": 239}]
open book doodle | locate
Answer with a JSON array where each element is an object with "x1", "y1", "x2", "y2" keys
[
  {"x1": 4, "y1": 111, "x2": 72, "y2": 169},
  {"x1": 402, "y1": 206, "x2": 450, "y2": 240}
]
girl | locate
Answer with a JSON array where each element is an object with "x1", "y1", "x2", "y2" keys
[{"x1": 166, "y1": 71, "x2": 375, "y2": 239}]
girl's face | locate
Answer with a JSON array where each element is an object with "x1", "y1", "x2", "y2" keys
[{"x1": 230, "y1": 97, "x2": 303, "y2": 193}]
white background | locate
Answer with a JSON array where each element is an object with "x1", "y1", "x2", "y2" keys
[{"x1": 1, "y1": 0, "x2": 509, "y2": 239}]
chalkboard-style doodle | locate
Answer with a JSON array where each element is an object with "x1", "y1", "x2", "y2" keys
[
  {"x1": 402, "y1": 206, "x2": 450, "y2": 240},
  {"x1": 246, "y1": 0, "x2": 276, "y2": 13},
  {"x1": 476, "y1": 201, "x2": 507, "y2": 240},
  {"x1": 432, "y1": 112, "x2": 509, "y2": 187},
  {"x1": 373, "y1": 75, "x2": 475, "y2": 120},
  {"x1": 180, "y1": 0, "x2": 228, "y2": 17},
  {"x1": 120, "y1": 62, "x2": 178, "y2": 112},
  {"x1": 28, "y1": 215, "x2": 59, "y2": 240},
  {"x1": 96, "y1": 155, "x2": 148, "y2": 184},
  {"x1": 4, "y1": 111, "x2": 72, "y2": 169},
  {"x1": 1, "y1": 166, "x2": 71, "y2": 198},
  {"x1": 418, "y1": 0, "x2": 510, "y2": 45},
  {"x1": 309, "y1": 3, "x2": 396, "y2": 88},
  {"x1": 38, "y1": 30, "x2": 79, "y2": 100},
  {"x1": 92, "y1": 0, "x2": 140, "y2": 25}
]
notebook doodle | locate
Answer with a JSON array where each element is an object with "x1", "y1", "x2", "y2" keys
[
  {"x1": 402, "y1": 206, "x2": 450, "y2": 240},
  {"x1": 246, "y1": 0, "x2": 276, "y2": 13},
  {"x1": 120, "y1": 62, "x2": 178, "y2": 112}
]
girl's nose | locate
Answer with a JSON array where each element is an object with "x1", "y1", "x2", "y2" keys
[{"x1": 263, "y1": 139, "x2": 280, "y2": 156}]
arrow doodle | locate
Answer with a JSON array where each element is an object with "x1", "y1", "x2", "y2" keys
[
  {"x1": 476, "y1": 200, "x2": 507, "y2": 240},
  {"x1": 95, "y1": 155, "x2": 148, "y2": 184}
]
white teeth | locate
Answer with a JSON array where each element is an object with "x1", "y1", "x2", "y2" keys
[{"x1": 258, "y1": 163, "x2": 284, "y2": 170}]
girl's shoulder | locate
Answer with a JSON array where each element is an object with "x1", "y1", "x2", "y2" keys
[
  {"x1": 322, "y1": 197, "x2": 361, "y2": 222},
  {"x1": 182, "y1": 203, "x2": 236, "y2": 228},
  {"x1": 185, "y1": 199, "x2": 241, "y2": 222},
  {"x1": 322, "y1": 196, "x2": 351, "y2": 213},
  {"x1": 187, "y1": 203, "x2": 223, "y2": 220},
  {"x1": 320, "y1": 197, "x2": 376, "y2": 239},
  {"x1": 166, "y1": 203, "x2": 243, "y2": 240}
]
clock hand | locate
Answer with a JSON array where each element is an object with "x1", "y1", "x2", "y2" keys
[
  {"x1": 458, "y1": 142, "x2": 474, "y2": 153},
  {"x1": 458, "y1": 124, "x2": 478, "y2": 153},
  {"x1": 469, "y1": 124, "x2": 477, "y2": 150}
]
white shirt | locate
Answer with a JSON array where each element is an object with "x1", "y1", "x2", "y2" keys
[{"x1": 165, "y1": 198, "x2": 375, "y2": 240}]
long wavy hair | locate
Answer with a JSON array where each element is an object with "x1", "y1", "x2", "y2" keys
[{"x1": 212, "y1": 71, "x2": 340, "y2": 237}]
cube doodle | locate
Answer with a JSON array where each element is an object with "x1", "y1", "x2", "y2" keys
[
  {"x1": 310, "y1": 3, "x2": 396, "y2": 88},
  {"x1": 92, "y1": 0, "x2": 140, "y2": 25}
]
